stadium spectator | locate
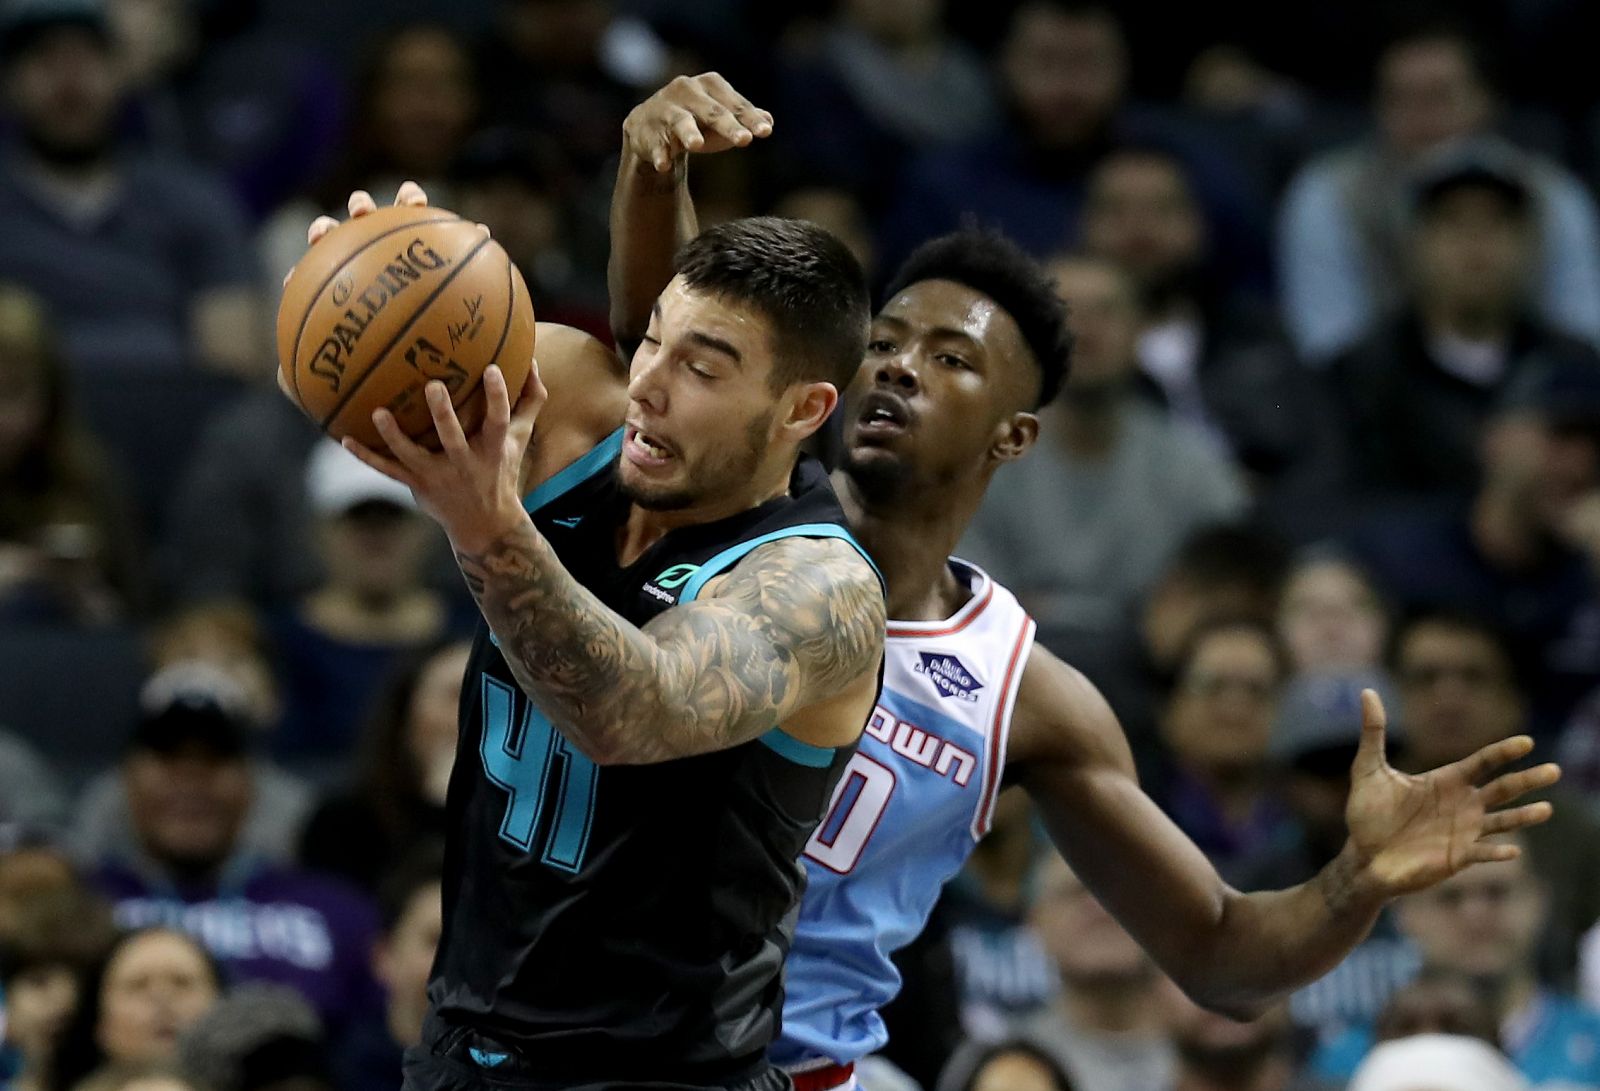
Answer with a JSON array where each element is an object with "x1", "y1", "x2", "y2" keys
[
  {"x1": 1278, "y1": 22, "x2": 1600, "y2": 362},
  {"x1": 1276, "y1": 551, "x2": 1390, "y2": 675},
  {"x1": 49, "y1": 927, "x2": 222, "y2": 1091},
  {"x1": 1235, "y1": 672, "x2": 1418, "y2": 1040},
  {"x1": 1158, "y1": 989, "x2": 1312, "y2": 1091},
  {"x1": 258, "y1": 22, "x2": 478, "y2": 283},
  {"x1": 1015, "y1": 852, "x2": 1174, "y2": 1091},
  {"x1": 267, "y1": 441, "x2": 467, "y2": 775},
  {"x1": 1078, "y1": 147, "x2": 1335, "y2": 524},
  {"x1": 1388, "y1": 611, "x2": 1600, "y2": 984},
  {"x1": 87, "y1": 665, "x2": 380, "y2": 1033},
  {"x1": 296, "y1": 641, "x2": 466, "y2": 894},
  {"x1": 1372, "y1": 970, "x2": 1501, "y2": 1047},
  {"x1": 69, "y1": 1063, "x2": 201, "y2": 1091},
  {"x1": 1150, "y1": 619, "x2": 1291, "y2": 880},
  {"x1": 936, "y1": 1038, "x2": 1078, "y2": 1091},
  {"x1": 329, "y1": 848, "x2": 442, "y2": 1091},
  {"x1": 107, "y1": 0, "x2": 346, "y2": 219},
  {"x1": 0, "y1": 729, "x2": 65, "y2": 832},
  {"x1": 880, "y1": 1, "x2": 1267, "y2": 284},
  {"x1": 1329, "y1": 151, "x2": 1600, "y2": 508},
  {"x1": 1347, "y1": 1034, "x2": 1527, "y2": 1091},
  {"x1": 1347, "y1": 360, "x2": 1600, "y2": 733},
  {"x1": 958, "y1": 256, "x2": 1247, "y2": 654},
  {"x1": 771, "y1": 0, "x2": 997, "y2": 206},
  {"x1": 452, "y1": 128, "x2": 608, "y2": 339},
  {"x1": 0, "y1": 885, "x2": 115, "y2": 1091},
  {"x1": 0, "y1": 283, "x2": 140, "y2": 624},
  {"x1": 176, "y1": 983, "x2": 332, "y2": 1091},
  {"x1": 73, "y1": 624, "x2": 310, "y2": 869},
  {"x1": 0, "y1": 0, "x2": 262, "y2": 377},
  {"x1": 1313, "y1": 839, "x2": 1600, "y2": 1088}
]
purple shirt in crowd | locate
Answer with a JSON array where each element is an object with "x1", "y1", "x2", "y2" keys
[{"x1": 93, "y1": 856, "x2": 382, "y2": 1029}]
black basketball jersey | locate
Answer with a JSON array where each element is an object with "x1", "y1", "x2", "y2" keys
[{"x1": 431, "y1": 426, "x2": 881, "y2": 1086}]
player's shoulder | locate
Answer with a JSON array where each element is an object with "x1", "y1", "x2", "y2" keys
[
  {"x1": 718, "y1": 535, "x2": 884, "y2": 614},
  {"x1": 1008, "y1": 645, "x2": 1135, "y2": 774},
  {"x1": 534, "y1": 321, "x2": 629, "y2": 445}
]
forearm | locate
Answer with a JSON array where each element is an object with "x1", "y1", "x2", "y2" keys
[
  {"x1": 1188, "y1": 842, "x2": 1387, "y2": 1016},
  {"x1": 453, "y1": 517, "x2": 683, "y2": 764},
  {"x1": 607, "y1": 150, "x2": 697, "y2": 351}
]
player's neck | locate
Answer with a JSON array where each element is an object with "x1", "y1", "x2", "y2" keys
[
  {"x1": 832, "y1": 469, "x2": 982, "y2": 623},
  {"x1": 616, "y1": 464, "x2": 793, "y2": 568}
]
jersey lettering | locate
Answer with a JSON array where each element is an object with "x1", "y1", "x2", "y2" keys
[
  {"x1": 804, "y1": 753, "x2": 896, "y2": 874},
  {"x1": 479, "y1": 675, "x2": 599, "y2": 873}
]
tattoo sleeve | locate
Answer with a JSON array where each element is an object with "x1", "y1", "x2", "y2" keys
[{"x1": 453, "y1": 520, "x2": 886, "y2": 765}]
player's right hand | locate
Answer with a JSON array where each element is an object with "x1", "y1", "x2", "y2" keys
[
  {"x1": 303, "y1": 181, "x2": 430, "y2": 253},
  {"x1": 623, "y1": 72, "x2": 773, "y2": 174}
]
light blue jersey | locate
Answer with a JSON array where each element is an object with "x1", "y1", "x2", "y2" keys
[{"x1": 773, "y1": 560, "x2": 1035, "y2": 1068}]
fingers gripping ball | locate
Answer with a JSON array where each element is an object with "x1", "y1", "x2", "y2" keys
[{"x1": 277, "y1": 204, "x2": 535, "y2": 451}]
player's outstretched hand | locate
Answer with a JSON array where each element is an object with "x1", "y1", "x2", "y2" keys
[
  {"x1": 342, "y1": 362, "x2": 548, "y2": 554},
  {"x1": 1343, "y1": 689, "x2": 1560, "y2": 898},
  {"x1": 624, "y1": 73, "x2": 773, "y2": 174}
]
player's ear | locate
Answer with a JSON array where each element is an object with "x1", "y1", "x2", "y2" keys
[
  {"x1": 783, "y1": 381, "x2": 839, "y2": 440},
  {"x1": 990, "y1": 411, "x2": 1039, "y2": 464}
]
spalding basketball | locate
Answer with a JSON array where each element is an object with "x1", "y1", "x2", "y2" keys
[{"x1": 277, "y1": 204, "x2": 535, "y2": 451}]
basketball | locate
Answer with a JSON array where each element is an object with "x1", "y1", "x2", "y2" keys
[{"x1": 276, "y1": 204, "x2": 535, "y2": 451}]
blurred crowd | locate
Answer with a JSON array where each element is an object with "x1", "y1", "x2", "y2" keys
[{"x1": 2, "y1": 0, "x2": 1600, "y2": 1089}]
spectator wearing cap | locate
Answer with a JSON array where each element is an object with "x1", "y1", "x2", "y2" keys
[
  {"x1": 1278, "y1": 22, "x2": 1600, "y2": 363},
  {"x1": 267, "y1": 440, "x2": 470, "y2": 778},
  {"x1": 1329, "y1": 146, "x2": 1600, "y2": 511},
  {"x1": 329, "y1": 847, "x2": 442, "y2": 1091},
  {"x1": 87, "y1": 663, "x2": 382, "y2": 1035},
  {"x1": 0, "y1": 0, "x2": 262, "y2": 377},
  {"x1": 1233, "y1": 672, "x2": 1420, "y2": 1041},
  {"x1": 177, "y1": 983, "x2": 333, "y2": 1091},
  {"x1": 1347, "y1": 1035, "x2": 1527, "y2": 1091},
  {"x1": 1312, "y1": 837, "x2": 1600, "y2": 1089},
  {"x1": 1346, "y1": 361, "x2": 1600, "y2": 733},
  {"x1": 70, "y1": 645, "x2": 311, "y2": 873}
]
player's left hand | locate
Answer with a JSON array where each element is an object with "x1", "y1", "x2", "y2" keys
[
  {"x1": 341, "y1": 361, "x2": 548, "y2": 555},
  {"x1": 1342, "y1": 689, "x2": 1560, "y2": 899}
]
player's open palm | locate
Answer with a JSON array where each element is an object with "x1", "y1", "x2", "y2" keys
[
  {"x1": 1344, "y1": 689, "x2": 1560, "y2": 897},
  {"x1": 624, "y1": 73, "x2": 773, "y2": 173}
]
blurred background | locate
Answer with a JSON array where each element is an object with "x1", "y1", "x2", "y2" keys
[{"x1": 2, "y1": 0, "x2": 1600, "y2": 1089}]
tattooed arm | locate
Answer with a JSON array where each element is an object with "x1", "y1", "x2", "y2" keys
[{"x1": 456, "y1": 524, "x2": 885, "y2": 765}]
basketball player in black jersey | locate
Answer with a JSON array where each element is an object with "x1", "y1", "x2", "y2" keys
[
  {"x1": 600, "y1": 73, "x2": 1563, "y2": 1075},
  {"x1": 306, "y1": 199, "x2": 886, "y2": 1087}
]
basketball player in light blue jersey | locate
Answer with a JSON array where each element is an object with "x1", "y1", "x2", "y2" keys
[{"x1": 602, "y1": 73, "x2": 1566, "y2": 1091}]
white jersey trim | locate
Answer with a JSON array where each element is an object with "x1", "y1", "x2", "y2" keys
[{"x1": 972, "y1": 614, "x2": 1035, "y2": 840}]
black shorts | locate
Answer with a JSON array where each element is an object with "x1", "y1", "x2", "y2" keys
[{"x1": 401, "y1": 1016, "x2": 793, "y2": 1091}]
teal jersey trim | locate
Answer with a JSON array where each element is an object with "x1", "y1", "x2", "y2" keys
[
  {"x1": 757, "y1": 727, "x2": 836, "y2": 767},
  {"x1": 677, "y1": 522, "x2": 884, "y2": 604},
  {"x1": 679, "y1": 521, "x2": 883, "y2": 768},
  {"x1": 522, "y1": 427, "x2": 624, "y2": 514}
]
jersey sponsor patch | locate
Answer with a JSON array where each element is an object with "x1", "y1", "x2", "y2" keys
[{"x1": 914, "y1": 652, "x2": 984, "y2": 702}]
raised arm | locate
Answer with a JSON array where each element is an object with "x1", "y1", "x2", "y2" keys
[
  {"x1": 1012, "y1": 650, "x2": 1559, "y2": 1019},
  {"x1": 608, "y1": 74, "x2": 772, "y2": 354},
  {"x1": 345, "y1": 362, "x2": 884, "y2": 766}
]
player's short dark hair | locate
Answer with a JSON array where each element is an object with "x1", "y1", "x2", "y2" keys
[
  {"x1": 674, "y1": 216, "x2": 870, "y2": 393},
  {"x1": 376, "y1": 840, "x2": 446, "y2": 933},
  {"x1": 1389, "y1": 606, "x2": 1521, "y2": 692},
  {"x1": 881, "y1": 230, "x2": 1074, "y2": 409}
]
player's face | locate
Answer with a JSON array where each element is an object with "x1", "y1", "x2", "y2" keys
[
  {"x1": 841, "y1": 280, "x2": 1038, "y2": 503},
  {"x1": 622, "y1": 278, "x2": 818, "y2": 512}
]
